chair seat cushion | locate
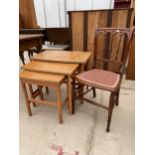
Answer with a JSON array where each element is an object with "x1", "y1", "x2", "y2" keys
[{"x1": 76, "y1": 69, "x2": 120, "y2": 91}]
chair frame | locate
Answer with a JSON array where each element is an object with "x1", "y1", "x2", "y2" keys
[{"x1": 75, "y1": 27, "x2": 134, "y2": 132}]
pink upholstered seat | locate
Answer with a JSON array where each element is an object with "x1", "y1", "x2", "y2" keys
[{"x1": 76, "y1": 69, "x2": 120, "y2": 91}]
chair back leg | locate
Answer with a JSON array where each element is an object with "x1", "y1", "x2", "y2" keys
[
  {"x1": 115, "y1": 89, "x2": 120, "y2": 106},
  {"x1": 106, "y1": 92, "x2": 115, "y2": 132}
]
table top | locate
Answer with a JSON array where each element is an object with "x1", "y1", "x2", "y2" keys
[
  {"x1": 33, "y1": 51, "x2": 91, "y2": 64},
  {"x1": 19, "y1": 34, "x2": 44, "y2": 41},
  {"x1": 20, "y1": 70, "x2": 64, "y2": 84},
  {"x1": 22, "y1": 61, "x2": 79, "y2": 75}
]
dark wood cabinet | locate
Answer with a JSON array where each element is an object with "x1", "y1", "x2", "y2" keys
[{"x1": 114, "y1": 0, "x2": 131, "y2": 8}]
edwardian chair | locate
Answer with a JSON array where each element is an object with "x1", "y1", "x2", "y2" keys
[{"x1": 75, "y1": 27, "x2": 134, "y2": 132}]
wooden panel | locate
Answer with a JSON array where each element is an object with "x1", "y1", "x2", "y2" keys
[
  {"x1": 126, "y1": 0, "x2": 135, "y2": 80},
  {"x1": 87, "y1": 12, "x2": 99, "y2": 52},
  {"x1": 110, "y1": 9, "x2": 130, "y2": 63},
  {"x1": 112, "y1": 9, "x2": 128, "y2": 27},
  {"x1": 19, "y1": 0, "x2": 38, "y2": 28},
  {"x1": 126, "y1": 33, "x2": 135, "y2": 80},
  {"x1": 69, "y1": 9, "x2": 133, "y2": 70},
  {"x1": 72, "y1": 12, "x2": 84, "y2": 51},
  {"x1": 19, "y1": 14, "x2": 23, "y2": 29},
  {"x1": 69, "y1": 9, "x2": 132, "y2": 52},
  {"x1": 96, "y1": 12, "x2": 108, "y2": 68},
  {"x1": 87, "y1": 11, "x2": 108, "y2": 68}
]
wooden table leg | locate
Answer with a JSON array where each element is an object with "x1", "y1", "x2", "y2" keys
[
  {"x1": 56, "y1": 86, "x2": 63, "y2": 124},
  {"x1": 28, "y1": 84, "x2": 36, "y2": 107},
  {"x1": 20, "y1": 80, "x2": 32, "y2": 116},
  {"x1": 45, "y1": 87, "x2": 49, "y2": 94},
  {"x1": 38, "y1": 86, "x2": 44, "y2": 100},
  {"x1": 67, "y1": 75, "x2": 73, "y2": 114}
]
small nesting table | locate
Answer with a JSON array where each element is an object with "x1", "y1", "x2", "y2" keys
[
  {"x1": 20, "y1": 70, "x2": 65, "y2": 123},
  {"x1": 23, "y1": 61, "x2": 79, "y2": 114}
]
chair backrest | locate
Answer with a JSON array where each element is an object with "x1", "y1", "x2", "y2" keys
[{"x1": 93, "y1": 27, "x2": 134, "y2": 75}]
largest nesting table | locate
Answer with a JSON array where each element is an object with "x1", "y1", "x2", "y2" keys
[{"x1": 24, "y1": 50, "x2": 91, "y2": 114}]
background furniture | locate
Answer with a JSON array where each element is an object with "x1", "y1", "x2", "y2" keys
[
  {"x1": 75, "y1": 27, "x2": 134, "y2": 132},
  {"x1": 20, "y1": 28, "x2": 70, "y2": 51},
  {"x1": 19, "y1": 28, "x2": 70, "y2": 45},
  {"x1": 19, "y1": 0, "x2": 38, "y2": 28},
  {"x1": 114, "y1": 0, "x2": 131, "y2": 8},
  {"x1": 19, "y1": 34, "x2": 44, "y2": 64},
  {"x1": 126, "y1": 32, "x2": 135, "y2": 79},
  {"x1": 20, "y1": 70, "x2": 65, "y2": 123},
  {"x1": 45, "y1": 28, "x2": 70, "y2": 45}
]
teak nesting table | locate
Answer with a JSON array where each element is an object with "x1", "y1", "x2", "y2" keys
[
  {"x1": 21, "y1": 50, "x2": 91, "y2": 118},
  {"x1": 20, "y1": 71, "x2": 65, "y2": 123}
]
